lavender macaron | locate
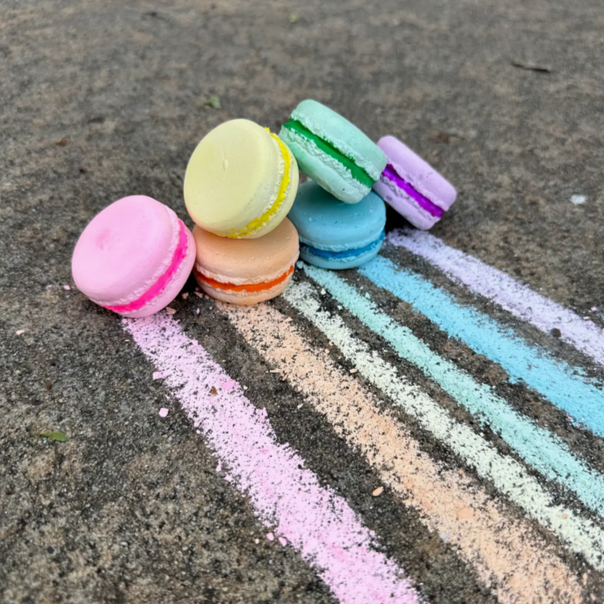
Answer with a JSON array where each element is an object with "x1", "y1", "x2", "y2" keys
[{"x1": 373, "y1": 135, "x2": 456, "y2": 230}]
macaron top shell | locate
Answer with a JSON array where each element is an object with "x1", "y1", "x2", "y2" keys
[
  {"x1": 289, "y1": 181, "x2": 386, "y2": 252},
  {"x1": 72, "y1": 195, "x2": 183, "y2": 306},
  {"x1": 193, "y1": 218, "x2": 299, "y2": 285},
  {"x1": 184, "y1": 119, "x2": 298, "y2": 239},
  {"x1": 285, "y1": 100, "x2": 386, "y2": 183},
  {"x1": 378, "y1": 135, "x2": 456, "y2": 210}
]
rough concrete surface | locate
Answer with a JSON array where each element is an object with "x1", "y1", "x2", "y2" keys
[{"x1": 1, "y1": 0, "x2": 604, "y2": 602}]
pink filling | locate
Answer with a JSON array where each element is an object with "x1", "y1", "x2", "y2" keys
[{"x1": 103, "y1": 220, "x2": 188, "y2": 313}]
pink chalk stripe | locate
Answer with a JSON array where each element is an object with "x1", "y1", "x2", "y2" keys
[
  {"x1": 388, "y1": 228, "x2": 604, "y2": 367},
  {"x1": 103, "y1": 220, "x2": 189, "y2": 313},
  {"x1": 123, "y1": 313, "x2": 418, "y2": 604}
]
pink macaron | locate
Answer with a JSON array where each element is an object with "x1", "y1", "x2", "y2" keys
[
  {"x1": 373, "y1": 135, "x2": 457, "y2": 230},
  {"x1": 72, "y1": 195, "x2": 196, "y2": 317}
]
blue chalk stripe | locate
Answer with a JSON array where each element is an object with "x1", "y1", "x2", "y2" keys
[{"x1": 359, "y1": 255, "x2": 604, "y2": 437}]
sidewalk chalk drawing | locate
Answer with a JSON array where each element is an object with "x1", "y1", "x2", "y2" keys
[{"x1": 125, "y1": 232, "x2": 604, "y2": 603}]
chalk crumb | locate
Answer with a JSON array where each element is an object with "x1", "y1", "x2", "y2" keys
[
  {"x1": 254, "y1": 538, "x2": 259, "y2": 544},
  {"x1": 350, "y1": 368, "x2": 358, "y2": 374},
  {"x1": 297, "y1": 403, "x2": 303, "y2": 409},
  {"x1": 266, "y1": 532, "x2": 274, "y2": 541},
  {"x1": 570, "y1": 194, "x2": 586, "y2": 205},
  {"x1": 562, "y1": 513, "x2": 569, "y2": 519},
  {"x1": 284, "y1": 317, "x2": 292, "y2": 322},
  {"x1": 182, "y1": 293, "x2": 189, "y2": 300},
  {"x1": 221, "y1": 379, "x2": 236, "y2": 391},
  {"x1": 320, "y1": 288, "x2": 326, "y2": 295},
  {"x1": 216, "y1": 463, "x2": 222, "y2": 472},
  {"x1": 591, "y1": 307, "x2": 598, "y2": 311},
  {"x1": 159, "y1": 408, "x2": 169, "y2": 418},
  {"x1": 196, "y1": 308, "x2": 200, "y2": 315},
  {"x1": 63, "y1": 285, "x2": 71, "y2": 290},
  {"x1": 279, "y1": 537, "x2": 288, "y2": 546},
  {"x1": 166, "y1": 307, "x2": 176, "y2": 315},
  {"x1": 372, "y1": 486, "x2": 384, "y2": 497},
  {"x1": 194, "y1": 292, "x2": 204, "y2": 298},
  {"x1": 153, "y1": 371, "x2": 164, "y2": 380},
  {"x1": 16, "y1": 329, "x2": 25, "y2": 335}
]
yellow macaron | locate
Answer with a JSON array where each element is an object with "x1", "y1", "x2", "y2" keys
[{"x1": 184, "y1": 119, "x2": 299, "y2": 239}]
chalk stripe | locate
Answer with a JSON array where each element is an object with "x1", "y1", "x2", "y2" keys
[
  {"x1": 389, "y1": 228, "x2": 604, "y2": 366},
  {"x1": 123, "y1": 314, "x2": 418, "y2": 604},
  {"x1": 303, "y1": 263, "x2": 604, "y2": 515},
  {"x1": 223, "y1": 302, "x2": 583, "y2": 604},
  {"x1": 359, "y1": 256, "x2": 604, "y2": 437},
  {"x1": 283, "y1": 282, "x2": 604, "y2": 570}
]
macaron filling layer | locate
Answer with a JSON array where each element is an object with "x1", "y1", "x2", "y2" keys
[
  {"x1": 301, "y1": 230, "x2": 385, "y2": 261},
  {"x1": 101, "y1": 219, "x2": 189, "y2": 313},
  {"x1": 227, "y1": 131, "x2": 292, "y2": 239},
  {"x1": 382, "y1": 164, "x2": 444, "y2": 218},
  {"x1": 282, "y1": 119, "x2": 374, "y2": 188},
  {"x1": 195, "y1": 264, "x2": 294, "y2": 293}
]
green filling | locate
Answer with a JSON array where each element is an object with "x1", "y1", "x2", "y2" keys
[{"x1": 282, "y1": 119, "x2": 374, "y2": 188}]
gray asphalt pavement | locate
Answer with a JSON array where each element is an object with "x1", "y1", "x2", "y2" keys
[{"x1": 2, "y1": 1, "x2": 604, "y2": 602}]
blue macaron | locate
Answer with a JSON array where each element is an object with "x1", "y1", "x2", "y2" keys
[
  {"x1": 279, "y1": 100, "x2": 387, "y2": 205},
  {"x1": 288, "y1": 181, "x2": 386, "y2": 270}
]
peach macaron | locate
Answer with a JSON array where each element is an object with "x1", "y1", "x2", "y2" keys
[{"x1": 193, "y1": 218, "x2": 299, "y2": 305}]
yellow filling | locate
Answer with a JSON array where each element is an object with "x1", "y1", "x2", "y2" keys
[{"x1": 227, "y1": 129, "x2": 292, "y2": 239}]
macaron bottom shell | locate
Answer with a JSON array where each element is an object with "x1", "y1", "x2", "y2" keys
[
  {"x1": 299, "y1": 232, "x2": 385, "y2": 270},
  {"x1": 114, "y1": 228, "x2": 197, "y2": 318},
  {"x1": 374, "y1": 177, "x2": 440, "y2": 231},
  {"x1": 194, "y1": 266, "x2": 295, "y2": 305}
]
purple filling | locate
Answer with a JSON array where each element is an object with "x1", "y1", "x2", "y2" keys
[{"x1": 382, "y1": 164, "x2": 444, "y2": 218}]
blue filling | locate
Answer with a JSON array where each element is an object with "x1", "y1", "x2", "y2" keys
[{"x1": 301, "y1": 231, "x2": 385, "y2": 260}]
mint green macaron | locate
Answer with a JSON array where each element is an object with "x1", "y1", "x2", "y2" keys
[{"x1": 279, "y1": 100, "x2": 387, "y2": 204}]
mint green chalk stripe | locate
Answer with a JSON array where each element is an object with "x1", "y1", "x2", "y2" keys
[
  {"x1": 303, "y1": 263, "x2": 604, "y2": 515},
  {"x1": 359, "y1": 256, "x2": 604, "y2": 437},
  {"x1": 283, "y1": 281, "x2": 604, "y2": 570}
]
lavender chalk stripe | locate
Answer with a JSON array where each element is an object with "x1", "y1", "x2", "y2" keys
[
  {"x1": 302, "y1": 263, "x2": 604, "y2": 515},
  {"x1": 359, "y1": 256, "x2": 604, "y2": 438},
  {"x1": 381, "y1": 165, "x2": 444, "y2": 218},
  {"x1": 388, "y1": 228, "x2": 604, "y2": 368},
  {"x1": 123, "y1": 313, "x2": 419, "y2": 604}
]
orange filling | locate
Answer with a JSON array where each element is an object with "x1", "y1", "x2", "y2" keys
[{"x1": 195, "y1": 265, "x2": 294, "y2": 293}]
